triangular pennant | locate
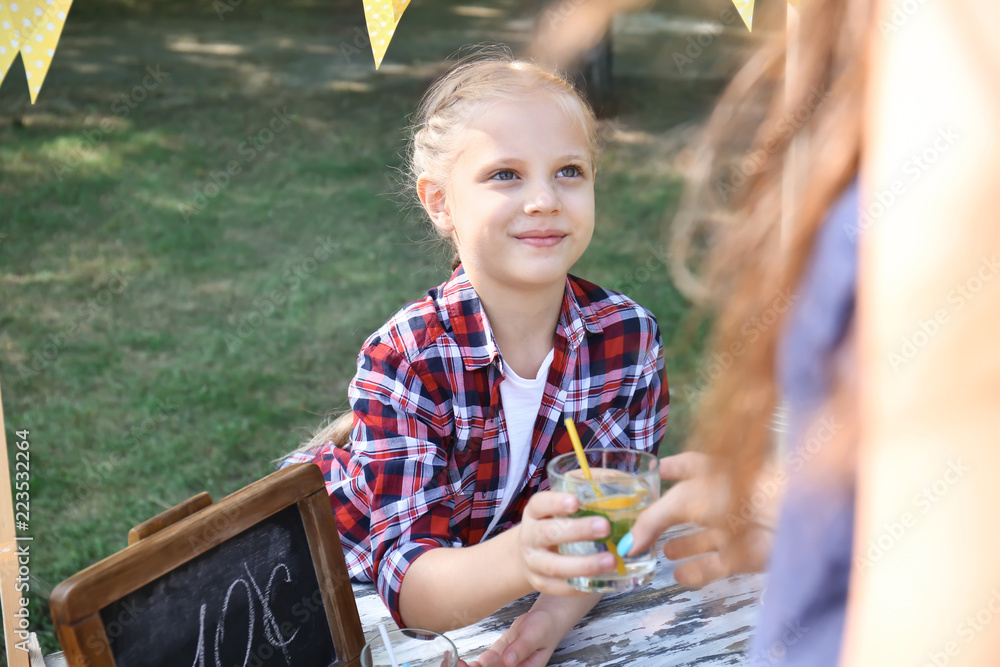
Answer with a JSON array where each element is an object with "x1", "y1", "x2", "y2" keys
[
  {"x1": 391, "y1": 0, "x2": 408, "y2": 23},
  {"x1": 731, "y1": 0, "x2": 754, "y2": 31},
  {"x1": 363, "y1": 0, "x2": 409, "y2": 69},
  {"x1": 19, "y1": 0, "x2": 74, "y2": 103},
  {"x1": 0, "y1": 3, "x2": 19, "y2": 90},
  {"x1": 0, "y1": 0, "x2": 73, "y2": 102}
]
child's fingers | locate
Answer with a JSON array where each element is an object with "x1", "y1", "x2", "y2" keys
[
  {"x1": 662, "y1": 527, "x2": 723, "y2": 561},
  {"x1": 658, "y1": 451, "x2": 710, "y2": 481},
  {"x1": 523, "y1": 491, "x2": 579, "y2": 520},
  {"x1": 672, "y1": 552, "x2": 727, "y2": 587},
  {"x1": 471, "y1": 649, "x2": 503, "y2": 667},
  {"x1": 524, "y1": 548, "x2": 615, "y2": 583},
  {"x1": 498, "y1": 617, "x2": 550, "y2": 667},
  {"x1": 623, "y1": 481, "x2": 701, "y2": 556},
  {"x1": 503, "y1": 647, "x2": 550, "y2": 667},
  {"x1": 529, "y1": 516, "x2": 610, "y2": 550}
]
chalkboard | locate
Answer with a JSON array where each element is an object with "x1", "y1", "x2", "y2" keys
[
  {"x1": 49, "y1": 464, "x2": 365, "y2": 667},
  {"x1": 101, "y1": 505, "x2": 335, "y2": 667}
]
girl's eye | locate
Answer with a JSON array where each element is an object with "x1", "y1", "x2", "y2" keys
[
  {"x1": 558, "y1": 165, "x2": 583, "y2": 178},
  {"x1": 491, "y1": 169, "x2": 517, "y2": 181}
]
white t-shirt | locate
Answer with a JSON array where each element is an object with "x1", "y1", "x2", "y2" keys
[{"x1": 483, "y1": 348, "x2": 556, "y2": 539}]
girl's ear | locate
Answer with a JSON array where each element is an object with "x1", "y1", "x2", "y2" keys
[{"x1": 417, "y1": 174, "x2": 454, "y2": 233}]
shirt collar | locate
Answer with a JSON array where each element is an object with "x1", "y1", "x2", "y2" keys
[{"x1": 434, "y1": 265, "x2": 603, "y2": 372}]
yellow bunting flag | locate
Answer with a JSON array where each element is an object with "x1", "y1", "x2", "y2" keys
[
  {"x1": 363, "y1": 0, "x2": 410, "y2": 69},
  {"x1": 0, "y1": 0, "x2": 74, "y2": 103},
  {"x1": 731, "y1": 0, "x2": 754, "y2": 31},
  {"x1": 391, "y1": 0, "x2": 408, "y2": 23},
  {"x1": 0, "y1": 3, "x2": 19, "y2": 89}
]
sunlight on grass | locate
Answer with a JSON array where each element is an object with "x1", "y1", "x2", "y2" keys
[
  {"x1": 451, "y1": 5, "x2": 505, "y2": 18},
  {"x1": 168, "y1": 39, "x2": 248, "y2": 55}
]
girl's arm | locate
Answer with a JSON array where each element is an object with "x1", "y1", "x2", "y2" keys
[
  {"x1": 398, "y1": 493, "x2": 614, "y2": 631},
  {"x1": 843, "y1": 0, "x2": 1000, "y2": 664}
]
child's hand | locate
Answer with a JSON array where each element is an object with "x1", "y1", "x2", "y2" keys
[
  {"x1": 469, "y1": 593, "x2": 600, "y2": 667},
  {"x1": 625, "y1": 452, "x2": 775, "y2": 586},
  {"x1": 468, "y1": 608, "x2": 558, "y2": 667},
  {"x1": 517, "y1": 491, "x2": 615, "y2": 595}
]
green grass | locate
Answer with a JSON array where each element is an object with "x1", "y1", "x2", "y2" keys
[{"x1": 0, "y1": 0, "x2": 751, "y2": 655}]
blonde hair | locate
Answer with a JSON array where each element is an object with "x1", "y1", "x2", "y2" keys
[
  {"x1": 408, "y1": 46, "x2": 602, "y2": 268},
  {"x1": 291, "y1": 48, "x2": 601, "y2": 457}
]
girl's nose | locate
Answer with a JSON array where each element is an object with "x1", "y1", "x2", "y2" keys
[{"x1": 524, "y1": 180, "x2": 560, "y2": 215}]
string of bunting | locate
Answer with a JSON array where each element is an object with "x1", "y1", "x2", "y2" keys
[
  {"x1": 358, "y1": 0, "x2": 759, "y2": 69},
  {"x1": 0, "y1": 0, "x2": 74, "y2": 103},
  {"x1": 0, "y1": 0, "x2": 770, "y2": 102}
]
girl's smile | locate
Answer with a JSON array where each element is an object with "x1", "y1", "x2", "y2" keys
[{"x1": 513, "y1": 229, "x2": 568, "y2": 247}]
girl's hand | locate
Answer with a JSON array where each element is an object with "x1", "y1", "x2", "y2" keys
[
  {"x1": 517, "y1": 491, "x2": 615, "y2": 595},
  {"x1": 625, "y1": 452, "x2": 775, "y2": 586},
  {"x1": 468, "y1": 608, "x2": 558, "y2": 667}
]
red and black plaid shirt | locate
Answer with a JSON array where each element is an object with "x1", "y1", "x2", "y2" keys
[{"x1": 285, "y1": 266, "x2": 669, "y2": 624}]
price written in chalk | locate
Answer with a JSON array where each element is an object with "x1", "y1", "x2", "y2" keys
[{"x1": 191, "y1": 561, "x2": 300, "y2": 667}]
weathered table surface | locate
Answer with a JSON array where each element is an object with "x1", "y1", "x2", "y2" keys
[{"x1": 353, "y1": 527, "x2": 766, "y2": 666}]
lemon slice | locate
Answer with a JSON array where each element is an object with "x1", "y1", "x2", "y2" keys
[{"x1": 585, "y1": 493, "x2": 645, "y2": 512}]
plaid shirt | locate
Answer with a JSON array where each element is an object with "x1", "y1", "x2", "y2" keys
[{"x1": 285, "y1": 266, "x2": 669, "y2": 625}]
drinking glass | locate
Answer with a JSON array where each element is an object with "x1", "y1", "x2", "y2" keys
[
  {"x1": 547, "y1": 448, "x2": 659, "y2": 593},
  {"x1": 360, "y1": 628, "x2": 458, "y2": 667}
]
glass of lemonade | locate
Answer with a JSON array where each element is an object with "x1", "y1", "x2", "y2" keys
[
  {"x1": 360, "y1": 628, "x2": 458, "y2": 667},
  {"x1": 547, "y1": 449, "x2": 659, "y2": 593}
]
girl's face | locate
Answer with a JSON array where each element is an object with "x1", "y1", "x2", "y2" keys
[{"x1": 422, "y1": 94, "x2": 595, "y2": 296}]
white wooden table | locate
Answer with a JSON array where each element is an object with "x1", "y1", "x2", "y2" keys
[{"x1": 353, "y1": 528, "x2": 766, "y2": 666}]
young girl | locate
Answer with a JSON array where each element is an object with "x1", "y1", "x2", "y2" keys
[{"x1": 284, "y1": 49, "x2": 669, "y2": 663}]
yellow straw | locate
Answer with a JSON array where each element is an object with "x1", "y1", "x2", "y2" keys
[
  {"x1": 564, "y1": 417, "x2": 625, "y2": 575},
  {"x1": 564, "y1": 417, "x2": 595, "y2": 481}
]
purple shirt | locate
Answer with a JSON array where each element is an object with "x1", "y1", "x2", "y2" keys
[{"x1": 748, "y1": 179, "x2": 859, "y2": 666}]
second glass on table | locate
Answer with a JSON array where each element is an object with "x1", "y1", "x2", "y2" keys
[
  {"x1": 360, "y1": 628, "x2": 458, "y2": 667},
  {"x1": 547, "y1": 448, "x2": 659, "y2": 593}
]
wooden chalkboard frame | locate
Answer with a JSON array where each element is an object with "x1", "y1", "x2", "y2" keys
[{"x1": 49, "y1": 463, "x2": 365, "y2": 667}]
